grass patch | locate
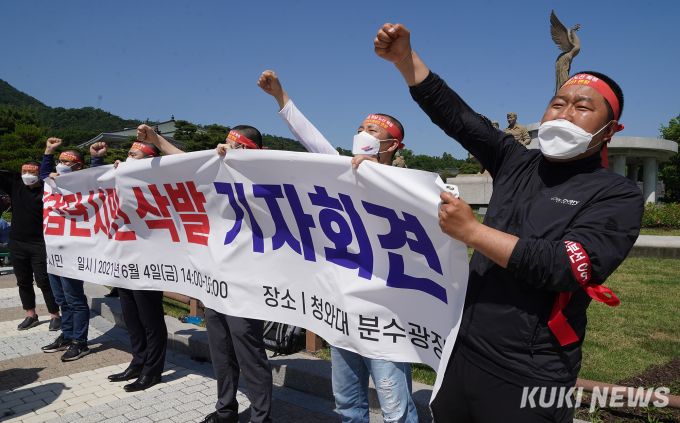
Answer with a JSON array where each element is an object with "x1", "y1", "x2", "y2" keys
[
  {"x1": 411, "y1": 363, "x2": 437, "y2": 386},
  {"x1": 639, "y1": 228, "x2": 680, "y2": 236},
  {"x1": 579, "y1": 256, "x2": 680, "y2": 383},
  {"x1": 161, "y1": 297, "x2": 207, "y2": 328}
]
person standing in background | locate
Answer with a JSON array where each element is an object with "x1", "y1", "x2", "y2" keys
[{"x1": 0, "y1": 161, "x2": 61, "y2": 331}]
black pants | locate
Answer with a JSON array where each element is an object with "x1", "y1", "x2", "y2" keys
[
  {"x1": 118, "y1": 288, "x2": 168, "y2": 376},
  {"x1": 430, "y1": 346, "x2": 574, "y2": 423},
  {"x1": 205, "y1": 308, "x2": 272, "y2": 423},
  {"x1": 8, "y1": 239, "x2": 59, "y2": 313}
]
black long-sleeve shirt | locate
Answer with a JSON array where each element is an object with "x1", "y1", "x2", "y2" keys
[
  {"x1": 0, "y1": 173, "x2": 45, "y2": 243},
  {"x1": 410, "y1": 72, "x2": 643, "y2": 385}
]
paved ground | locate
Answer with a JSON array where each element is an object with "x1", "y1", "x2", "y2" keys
[{"x1": 0, "y1": 273, "x2": 345, "y2": 423}]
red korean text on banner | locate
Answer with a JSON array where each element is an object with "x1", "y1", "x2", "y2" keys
[{"x1": 134, "y1": 181, "x2": 210, "y2": 245}]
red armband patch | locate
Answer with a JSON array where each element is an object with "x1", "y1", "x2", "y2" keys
[{"x1": 548, "y1": 241, "x2": 620, "y2": 346}]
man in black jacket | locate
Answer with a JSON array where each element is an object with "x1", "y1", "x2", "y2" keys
[
  {"x1": 374, "y1": 23, "x2": 643, "y2": 422},
  {"x1": 0, "y1": 161, "x2": 61, "y2": 331},
  {"x1": 105, "y1": 140, "x2": 169, "y2": 393}
]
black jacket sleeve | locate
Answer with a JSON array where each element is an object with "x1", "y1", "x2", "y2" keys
[
  {"x1": 0, "y1": 172, "x2": 13, "y2": 197},
  {"x1": 90, "y1": 156, "x2": 104, "y2": 168},
  {"x1": 507, "y1": 181, "x2": 644, "y2": 292},
  {"x1": 409, "y1": 71, "x2": 524, "y2": 178},
  {"x1": 40, "y1": 154, "x2": 54, "y2": 180}
]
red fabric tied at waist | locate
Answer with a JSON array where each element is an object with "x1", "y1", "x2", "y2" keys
[{"x1": 548, "y1": 241, "x2": 620, "y2": 346}]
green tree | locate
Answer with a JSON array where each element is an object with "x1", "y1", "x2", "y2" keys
[
  {"x1": 659, "y1": 111, "x2": 680, "y2": 201},
  {"x1": 173, "y1": 120, "x2": 199, "y2": 143},
  {"x1": 0, "y1": 106, "x2": 47, "y2": 172},
  {"x1": 261, "y1": 134, "x2": 307, "y2": 152},
  {"x1": 185, "y1": 124, "x2": 232, "y2": 152},
  {"x1": 399, "y1": 148, "x2": 466, "y2": 172},
  {"x1": 457, "y1": 162, "x2": 480, "y2": 174},
  {"x1": 336, "y1": 147, "x2": 352, "y2": 156},
  {"x1": 0, "y1": 105, "x2": 41, "y2": 137},
  {"x1": 439, "y1": 170, "x2": 456, "y2": 182}
]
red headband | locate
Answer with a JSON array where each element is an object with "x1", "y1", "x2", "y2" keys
[
  {"x1": 363, "y1": 114, "x2": 405, "y2": 149},
  {"x1": 227, "y1": 130, "x2": 262, "y2": 149},
  {"x1": 22, "y1": 164, "x2": 40, "y2": 172},
  {"x1": 132, "y1": 142, "x2": 159, "y2": 157},
  {"x1": 563, "y1": 74, "x2": 624, "y2": 132},
  {"x1": 59, "y1": 152, "x2": 84, "y2": 166}
]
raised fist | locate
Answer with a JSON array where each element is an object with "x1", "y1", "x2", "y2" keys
[
  {"x1": 45, "y1": 137, "x2": 62, "y2": 154},
  {"x1": 257, "y1": 70, "x2": 290, "y2": 109},
  {"x1": 90, "y1": 141, "x2": 108, "y2": 157},
  {"x1": 374, "y1": 23, "x2": 412, "y2": 65},
  {"x1": 137, "y1": 124, "x2": 158, "y2": 145},
  {"x1": 257, "y1": 70, "x2": 283, "y2": 97}
]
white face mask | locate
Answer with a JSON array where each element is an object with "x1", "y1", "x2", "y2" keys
[
  {"x1": 125, "y1": 157, "x2": 139, "y2": 162},
  {"x1": 22, "y1": 174, "x2": 39, "y2": 185},
  {"x1": 538, "y1": 119, "x2": 610, "y2": 159},
  {"x1": 55, "y1": 163, "x2": 73, "y2": 175},
  {"x1": 352, "y1": 131, "x2": 394, "y2": 156}
]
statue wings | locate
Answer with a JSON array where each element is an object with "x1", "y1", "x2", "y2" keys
[{"x1": 550, "y1": 10, "x2": 573, "y2": 52}]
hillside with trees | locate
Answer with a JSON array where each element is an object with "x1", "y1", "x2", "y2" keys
[
  {"x1": 1, "y1": 78, "x2": 142, "y2": 147},
  {"x1": 0, "y1": 78, "x2": 469, "y2": 178}
]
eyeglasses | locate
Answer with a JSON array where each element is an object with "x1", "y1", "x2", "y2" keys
[{"x1": 234, "y1": 143, "x2": 247, "y2": 149}]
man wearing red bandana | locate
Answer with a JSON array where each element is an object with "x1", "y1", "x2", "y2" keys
[
  {"x1": 257, "y1": 70, "x2": 418, "y2": 423},
  {"x1": 40, "y1": 138, "x2": 109, "y2": 362},
  {"x1": 137, "y1": 124, "x2": 273, "y2": 423},
  {"x1": 374, "y1": 24, "x2": 643, "y2": 422},
  {"x1": 104, "y1": 139, "x2": 169, "y2": 393},
  {"x1": 0, "y1": 160, "x2": 62, "y2": 332}
]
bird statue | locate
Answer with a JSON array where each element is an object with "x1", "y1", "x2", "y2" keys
[{"x1": 550, "y1": 10, "x2": 581, "y2": 93}]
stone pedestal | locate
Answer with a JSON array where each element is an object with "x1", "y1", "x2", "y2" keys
[{"x1": 447, "y1": 175, "x2": 493, "y2": 205}]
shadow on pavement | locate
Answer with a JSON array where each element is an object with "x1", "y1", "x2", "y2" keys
[{"x1": 0, "y1": 367, "x2": 70, "y2": 420}]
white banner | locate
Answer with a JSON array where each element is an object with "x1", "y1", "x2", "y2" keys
[{"x1": 43, "y1": 149, "x2": 468, "y2": 376}]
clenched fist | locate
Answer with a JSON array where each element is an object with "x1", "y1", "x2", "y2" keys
[
  {"x1": 258, "y1": 70, "x2": 283, "y2": 97},
  {"x1": 90, "y1": 141, "x2": 108, "y2": 157},
  {"x1": 257, "y1": 70, "x2": 290, "y2": 110},
  {"x1": 137, "y1": 124, "x2": 159, "y2": 145},
  {"x1": 374, "y1": 23, "x2": 412, "y2": 65},
  {"x1": 45, "y1": 137, "x2": 62, "y2": 154}
]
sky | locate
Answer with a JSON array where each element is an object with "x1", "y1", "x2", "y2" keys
[{"x1": 1, "y1": 0, "x2": 679, "y2": 159}]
